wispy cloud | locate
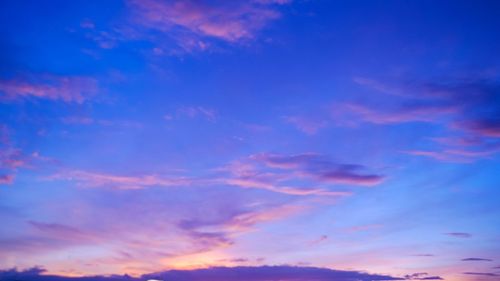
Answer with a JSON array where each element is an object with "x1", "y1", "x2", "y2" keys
[
  {"x1": 49, "y1": 170, "x2": 193, "y2": 190},
  {"x1": 284, "y1": 116, "x2": 327, "y2": 135},
  {"x1": 346, "y1": 76, "x2": 500, "y2": 162},
  {"x1": 82, "y1": 0, "x2": 291, "y2": 54},
  {"x1": 128, "y1": 0, "x2": 286, "y2": 43},
  {"x1": 250, "y1": 153, "x2": 384, "y2": 186},
  {"x1": 0, "y1": 75, "x2": 98, "y2": 103}
]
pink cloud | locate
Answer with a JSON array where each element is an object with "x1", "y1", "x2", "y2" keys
[
  {"x1": 49, "y1": 170, "x2": 193, "y2": 190},
  {"x1": 0, "y1": 75, "x2": 98, "y2": 103},
  {"x1": 404, "y1": 148, "x2": 496, "y2": 163},
  {"x1": 250, "y1": 152, "x2": 385, "y2": 186},
  {"x1": 29, "y1": 221, "x2": 97, "y2": 242},
  {"x1": 127, "y1": 0, "x2": 287, "y2": 47},
  {"x1": 0, "y1": 174, "x2": 14, "y2": 185},
  {"x1": 333, "y1": 103, "x2": 458, "y2": 125},
  {"x1": 454, "y1": 119, "x2": 500, "y2": 138}
]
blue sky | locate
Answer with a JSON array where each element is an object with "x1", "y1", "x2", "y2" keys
[{"x1": 1, "y1": 1, "x2": 500, "y2": 280}]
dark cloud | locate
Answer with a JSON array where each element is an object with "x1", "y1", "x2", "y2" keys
[
  {"x1": 144, "y1": 266, "x2": 404, "y2": 281},
  {"x1": 443, "y1": 232, "x2": 472, "y2": 238},
  {"x1": 350, "y1": 76, "x2": 500, "y2": 162},
  {"x1": 463, "y1": 272, "x2": 500, "y2": 277},
  {"x1": 251, "y1": 153, "x2": 384, "y2": 186},
  {"x1": 0, "y1": 266, "x2": 422, "y2": 281},
  {"x1": 461, "y1": 258, "x2": 493, "y2": 262},
  {"x1": 403, "y1": 272, "x2": 443, "y2": 280}
]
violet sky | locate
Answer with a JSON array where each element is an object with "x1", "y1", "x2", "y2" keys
[{"x1": 1, "y1": 1, "x2": 500, "y2": 281}]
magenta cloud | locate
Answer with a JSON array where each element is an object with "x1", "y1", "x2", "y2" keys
[{"x1": 0, "y1": 75, "x2": 98, "y2": 103}]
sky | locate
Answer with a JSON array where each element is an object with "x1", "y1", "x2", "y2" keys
[{"x1": 1, "y1": 0, "x2": 500, "y2": 280}]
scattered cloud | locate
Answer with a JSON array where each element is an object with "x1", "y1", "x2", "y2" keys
[
  {"x1": 0, "y1": 74, "x2": 98, "y2": 103},
  {"x1": 250, "y1": 153, "x2": 384, "y2": 186},
  {"x1": 127, "y1": 0, "x2": 287, "y2": 43},
  {"x1": 83, "y1": 0, "x2": 292, "y2": 54},
  {"x1": 345, "y1": 76, "x2": 500, "y2": 162}
]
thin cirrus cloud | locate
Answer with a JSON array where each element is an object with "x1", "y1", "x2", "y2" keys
[
  {"x1": 48, "y1": 170, "x2": 193, "y2": 190},
  {"x1": 283, "y1": 116, "x2": 328, "y2": 135},
  {"x1": 249, "y1": 152, "x2": 384, "y2": 186},
  {"x1": 49, "y1": 152, "x2": 380, "y2": 196},
  {"x1": 0, "y1": 75, "x2": 98, "y2": 103},
  {"x1": 0, "y1": 125, "x2": 39, "y2": 185},
  {"x1": 100, "y1": 0, "x2": 293, "y2": 53},
  {"x1": 342, "y1": 76, "x2": 500, "y2": 162},
  {"x1": 0, "y1": 199, "x2": 305, "y2": 275},
  {"x1": 0, "y1": 192, "x2": 304, "y2": 274}
]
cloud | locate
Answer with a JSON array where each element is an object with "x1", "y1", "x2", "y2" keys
[
  {"x1": 443, "y1": 232, "x2": 472, "y2": 238},
  {"x1": 404, "y1": 272, "x2": 443, "y2": 280},
  {"x1": 463, "y1": 272, "x2": 499, "y2": 277},
  {"x1": 0, "y1": 75, "x2": 98, "y2": 103},
  {"x1": 28, "y1": 221, "x2": 97, "y2": 242},
  {"x1": 145, "y1": 266, "x2": 404, "y2": 281},
  {"x1": 95, "y1": 0, "x2": 292, "y2": 54},
  {"x1": 175, "y1": 106, "x2": 217, "y2": 122},
  {"x1": 49, "y1": 151, "x2": 382, "y2": 197},
  {"x1": 347, "y1": 76, "x2": 500, "y2": 162},
  {"x1": 284, "y1": 116, "x2": 327, "y2": 135},
  {"x1": 0, "y1": 174, "x2": 14, "y2": 184},
  {"x1": 456, "y1": 119, "x2": 500, "y2": 138},
  {"x1": 49, "y1": 170, "x2": 193, "y2": 190},
  {"x1": 128, "y1": 0, "x2": 285, "y2": 42},
  {"x1": 308, "y1": 235, "x2": 328, "y2": 246},
  {"x1": 0, "y1": 124, "x2": 44, "y2": 185},
  {"x1": 461, "y1": 257, "x2": 493, "y2": 262},
  {"x1": 333, "y1": 102, "x2": 458, "y2": 125},
  {"x1": 250, "y1": 153, "x2": 384, "y2": 186},
  {"x1": 0, "y1": 266, "x2": 412, "y2": 281}
]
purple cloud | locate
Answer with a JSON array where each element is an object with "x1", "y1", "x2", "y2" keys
[
  {"x1": 144, "y1": 266, "x2": 405, "y2": 281},
  {"x1": 0, "y1": 74, "x2": 98, "y2": 103},
  {"x1": 444, "y1": 232, "x2": 472, "y2": 238},
  {"x1": 97, "y1": 0, "x2": 292, "y2": 54},
  {"x1": 404, "y1": 272, "x2": 443, "y2": 280},
  {"x1": 0, "y1": 266, "x2": 413, "y2": 281},
  {"x1": 463, "y1": 272, "x2": 499, "y2": 277},
  {"x1": 461, "y1": 257, "x2": 493, "y2": 262},
  {"x1": 251, "y1": 153, "x2": 385, "y2": 186}
]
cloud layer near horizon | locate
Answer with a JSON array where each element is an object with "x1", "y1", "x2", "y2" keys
[{"x1": 0, "y1": 265, "x2": 433, "y2": 281}]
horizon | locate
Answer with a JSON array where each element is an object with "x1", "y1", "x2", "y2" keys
[{"x1": 1, "y1": 1, "x2": 500, "y2": 281}]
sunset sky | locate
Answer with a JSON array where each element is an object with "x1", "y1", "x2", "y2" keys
[{"x1": 1, "y1": 1, "x2": 500, "y2": 280}]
